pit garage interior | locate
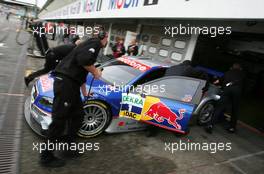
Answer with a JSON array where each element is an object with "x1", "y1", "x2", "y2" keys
[{"x1": 192, "y1": 23, "x2": 264, "y2": 130}]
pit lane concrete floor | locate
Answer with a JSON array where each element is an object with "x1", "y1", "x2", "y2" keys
[
  {"x1": 0, "y1": 19, "x2": 263, "y2": 174},
  {"x1": 0, "y1": 17, "x2": 28, "y2": 173}
]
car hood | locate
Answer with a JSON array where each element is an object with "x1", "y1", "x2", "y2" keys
[{"x1": 36, "y1": 73, "x2": 113, "y2": 100}]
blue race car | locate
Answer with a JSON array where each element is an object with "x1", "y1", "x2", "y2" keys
[{"x1": 24, "y1": 56, "x2": 221, "y2": 138}]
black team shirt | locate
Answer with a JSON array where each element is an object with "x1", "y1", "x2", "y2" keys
[
  {"x1": 55, "y1": 38, "x2": 101, "y2": 86},
  {"x1": 52, "y1": 43, "x2": 76, "y2": 61}
]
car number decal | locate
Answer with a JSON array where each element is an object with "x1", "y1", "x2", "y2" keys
[{"x1": 119, "y1": 93, "x2": 145, "y2": 120}]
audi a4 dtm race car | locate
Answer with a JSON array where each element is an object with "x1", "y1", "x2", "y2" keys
[{"x1": 24, "y1": 56, "x2": 222, "y2": 138}]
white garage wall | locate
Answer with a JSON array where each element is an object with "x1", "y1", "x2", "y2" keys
[
  {"x1": 139, "y1": 25, "x2": 192, "y2": 63},
  {"x1": 39, "y1": 0, "x2": 264, "y2": 20}
]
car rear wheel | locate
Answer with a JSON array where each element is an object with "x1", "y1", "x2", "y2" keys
[
  {"x1": 78, "y1": 101, "x2": 111, "y2": 138},
  {"x1": 197, "y1": 101, "x2": 215, "y2": 126}
]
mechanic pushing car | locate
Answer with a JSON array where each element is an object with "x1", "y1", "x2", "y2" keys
[
  {"x1": 205, "y1": 63, "x2": 245, "y2": 134},
  {"x1": 39, "y1": 28, "x2": 108, "y2": 167},
  {"x1": 24, "y1": 36, "x2": 81, "y2": 86}
]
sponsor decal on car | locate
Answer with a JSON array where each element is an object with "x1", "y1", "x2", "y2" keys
[
  {"x1": 121, "y1": 93, "x2": 145, "y2": 107},
  {"x1": 117, "y1": 56, "x2": 151, "y2": 72},
  {"x1": 119, "y1": 94, "x2": 187, "y2": 132},
  {"x1": 119, "y1": 93, "x2": 145, "y2": 120},
  {"x1": 39, "y1": 75, "x2": 53, "y2": 92},
  {"x1": 140, "y1": 96, "x2": 186, "y2": 131}
]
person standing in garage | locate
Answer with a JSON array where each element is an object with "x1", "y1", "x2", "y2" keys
[
  {"x1": 112, "y1": 37, "x2": 126, "y2": 58},
  {"x1": 39, "y1": 29, "x2": 108, "y2": 167},
  {"x1": 205, "y1": 63, "x2": 245, "y2": 134},
  {"x1": 127, "y1": 39, "x2": 139, "y2": 56},
  {"x1": 31, "y1": 20, "x2": 49, "y2": 56}
]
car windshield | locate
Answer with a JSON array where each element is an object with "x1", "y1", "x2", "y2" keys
[{"x1": 100, "y1": 61, "x2": 143, "y2": 85}]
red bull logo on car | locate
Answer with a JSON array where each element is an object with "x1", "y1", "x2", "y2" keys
[
  {"x1": 119, "y1": 95, "x2": 190, "y2": 133},
  {"x1": 145, "y1": 102, "x2": 185, "y2": 129}
]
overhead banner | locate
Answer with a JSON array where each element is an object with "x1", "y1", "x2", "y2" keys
[{"x1": 40, "y1": 0, "x2": 264, "y2": 20}]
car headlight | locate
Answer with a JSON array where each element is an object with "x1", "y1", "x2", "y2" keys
[
  {"x1": 38, "y1": 96, "x2": 53, "y2": 108},
  {"x1": 31, "y1": 85, "x2": 38, "y2": 103}
]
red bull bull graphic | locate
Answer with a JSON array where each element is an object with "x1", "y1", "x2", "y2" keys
[
  {"x1": 144, "y1": 102, "x2": 185, "y2": 129},
  {"x1": 140, "y1": 96, "x2": 194, "y2": 134}
]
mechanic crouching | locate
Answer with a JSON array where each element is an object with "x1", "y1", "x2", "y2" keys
[
  {"x1": 205, "y1": 63, "x2": 245, "y2": 134},
  {"x1": 39, "y1": 29, "x2": 108, "y2": 167},
  {"x1": 24, "y1": 36, "x2": 81, "y2": 86}
]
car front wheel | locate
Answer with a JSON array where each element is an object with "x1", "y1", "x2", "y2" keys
[{"x1": 78, "y1": 100, "x2": 111, "y2": 138}]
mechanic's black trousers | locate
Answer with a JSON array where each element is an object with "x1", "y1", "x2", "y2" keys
[
  {"x1": 47, "y1": 75, "x2": 83, "y2": 143},
  {"x1": 25, "y1": 52, "x2": 57, "y2": 83},
  {"x1": 210, "y1": 86, "x2": 242, "y2": 128},
  {"x1": 35, "y1": 34, "x2": 49, "y2": 56}
]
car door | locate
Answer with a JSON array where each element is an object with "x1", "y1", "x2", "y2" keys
[
  {"x1": 140, "y1": 76, "x2": 206, "y2": 134},
  {"x1": 119, "y1": 76, "x2": 206, "y2": 134}
]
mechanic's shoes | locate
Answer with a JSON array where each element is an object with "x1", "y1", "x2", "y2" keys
[
  {"x1": 227, "y1": 127, "x2": 236, "y2": 133},
  {"x1": 40, "y1": 153, "x2": 65, "y2": 168},
  {"x1": 24, "y1": 77, "x2": 30, "y2": 87},
  {"x1": 204, "y1": 125, "x2": 213, "y2": 134}
]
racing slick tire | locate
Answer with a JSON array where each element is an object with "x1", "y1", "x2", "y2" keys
[
  {"x1": 78, "y1": 100, "x2": 111, "y2": 138},
  {"x1": 197, "y1": 101, "x2": 215, "y2": 126}
]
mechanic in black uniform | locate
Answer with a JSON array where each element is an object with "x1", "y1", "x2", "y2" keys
[
  {"x1": 205, "y1": 63, "x2": 245, "y2": 134},
  {"x1": 24, "y1": 36, "x2": 81, "y2": 86},
  {"x1": 39, "y1": 29, "x2": 108, "y2": 167}
]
